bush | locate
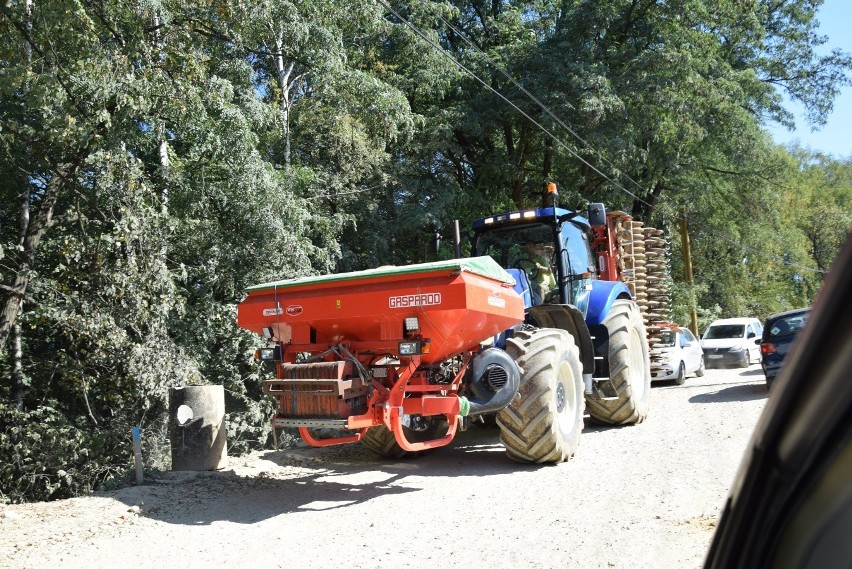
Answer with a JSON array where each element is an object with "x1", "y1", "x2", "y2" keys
[{"x1": 0, "y1": 403, "x2": 129, "y2": 503}]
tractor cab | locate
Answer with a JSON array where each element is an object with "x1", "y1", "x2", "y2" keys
[{"x1": 471, "y1": 206, "x2": 602, "y2": 316}]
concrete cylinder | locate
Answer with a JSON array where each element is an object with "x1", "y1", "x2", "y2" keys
[{"x1": 168, "y1": 385, "x2": 228, "y2": 471}]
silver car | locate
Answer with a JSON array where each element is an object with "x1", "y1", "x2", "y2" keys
[{"x1": 650, "y1": 325, "x2": 705, "y2": 385}]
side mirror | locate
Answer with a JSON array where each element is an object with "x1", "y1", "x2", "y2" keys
[
  {"x1": 587, "y1": 203, "x2": 607, "y2": 227},
  {"x1": 433, "y1": 232, "x2": 442, "y2": 255}
]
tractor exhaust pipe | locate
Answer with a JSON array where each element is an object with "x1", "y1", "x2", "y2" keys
[{"x1": 460, "y1": 348, "x2": 521, "y2": 416}]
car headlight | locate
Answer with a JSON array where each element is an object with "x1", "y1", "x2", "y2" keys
[{"x1": 728, "y1": 346, "x2": 745, "y2": 353}]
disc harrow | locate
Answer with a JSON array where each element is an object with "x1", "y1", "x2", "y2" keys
[{"x1": 607, "y1": 213, "x2": 673, "y2": 377}]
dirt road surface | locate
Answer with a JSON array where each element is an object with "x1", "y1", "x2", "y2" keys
[{"x1": 0, "y1": 365, "x2": 769, "y2": 569}]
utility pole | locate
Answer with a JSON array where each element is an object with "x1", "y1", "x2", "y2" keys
[{"x1": 680, "y1": 209, "x2": 699, "y2": 336}]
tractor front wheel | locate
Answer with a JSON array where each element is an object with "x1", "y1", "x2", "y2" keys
[
  {"x1": 586, "y1": 300, "x2": 651, "y2": 425},
  {"x1": 496, "y1": 328, "x2": 585, "y2": 463}
]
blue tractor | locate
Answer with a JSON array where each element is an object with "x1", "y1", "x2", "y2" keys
[{"x1": 467, "y1": 197, "x2": 652, "y2": 463}]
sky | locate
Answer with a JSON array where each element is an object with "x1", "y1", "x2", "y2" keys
[{"x1": 766, "y1": 0, "x2": 852, "y2": 158}]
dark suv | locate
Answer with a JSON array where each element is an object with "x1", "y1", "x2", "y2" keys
[{"x1": 760, "y1": 308, "x2": 810, "y2": 389}]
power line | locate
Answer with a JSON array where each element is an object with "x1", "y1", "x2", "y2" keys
[
  {"x1": 376, "y1": 1, "x2": 829, "y2": 278},
  {"x1": 374, "y1": 0, "x2": 652, "y2": 208},
  {"x1": 433, "y1": 12, "x2": 653, "y2": 201}
]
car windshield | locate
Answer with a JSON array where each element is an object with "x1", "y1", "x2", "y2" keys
[
  {"x1": 704, "y1": 324, "x2": 745, "y2": 340},
  {"x1": 768, "y1": 313, "x2": 810, "y2": 338},
  {"x1": 656, "y1": 330, "x2": 676, "y2": 347}
]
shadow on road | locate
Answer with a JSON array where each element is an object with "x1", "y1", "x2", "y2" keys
[
  {"x1": 653, "y1": 366, "x2": 766, "y2": 393},
  {"x1": 117, "y1": 426, "x2": 533, "y2": 526},
  {"x1": 688, "y1": 380, "x2": 767, "y2": 403},
  {"x1": 703, "y1": 366, "x2": 764, "y2": 377},
  {"x1": 118, "y1": 367, "x2": 769, "y2": 526}
]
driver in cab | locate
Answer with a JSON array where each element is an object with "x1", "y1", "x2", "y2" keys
[{"x1": 518, "y1": 240, "x2": 556, "y2": 304}]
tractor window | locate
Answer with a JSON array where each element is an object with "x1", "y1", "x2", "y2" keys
[
  {"x1": 560, "y1": 223, "x2": 596, "y2": 276},
  {"x1": 474, "y1": 224, "x2": 555, "y2": 270},
  {"x1": 477, "y1": 239, "x2": 509, "y2": 267},
  {"x1": 474, "y1": 223, "x2": 557, "y2": 305}
]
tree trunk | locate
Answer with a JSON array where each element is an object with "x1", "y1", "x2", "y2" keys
[
  {"x1": 159, "y1": 128, "x2": 170, "y2": 206},
  {"x1": 275, "y1": 31, "x2": 294, "y2": 168},
  {"x1": 9, "y1": 0, "x2": 35, "y2": 408},
  {"x1": 12, "y1": 147, "x2": 31, "y2": 408},
  {"x1": 631, "y1": 180, "x2": 663, "y2": 221},
  {"x1": 0, "y1": 155, "x2": 87, "y2": 351},
  {"x1": 12, "y1": 307, "x2": 24, "y2": 411}
]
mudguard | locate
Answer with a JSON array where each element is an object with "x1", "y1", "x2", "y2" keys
[{"x1": 586, "y1": 280, "x2": 632, "y2": 326}]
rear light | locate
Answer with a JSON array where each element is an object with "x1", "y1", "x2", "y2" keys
[
  {"x1": 398, "y1": 340, "x2": 422, "y2": 356},
  {"x1": 760, "y1": 342, "x2": 776, "y2": 356},
  {"x1": 254, "y1": 346, "x2": 282, "y2": 361}
]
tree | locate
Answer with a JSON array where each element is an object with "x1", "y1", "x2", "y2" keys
[
  {"x1": 0, "y1": 0, "x2": 423, "y2": 502},
  {"x1": 374, "y1": 1, "x2": 851, "y2": 228}
]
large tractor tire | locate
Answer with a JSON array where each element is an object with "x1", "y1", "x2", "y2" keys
[
  {"x1": 586, "y1": 300, "x2": 651, "y2": 425},
  {"x1": 496, "y1": 328, "x2": 585, "y2": 463},
  {"x1": 360, "y1": 418, "x2": 447, "y2": 459}
]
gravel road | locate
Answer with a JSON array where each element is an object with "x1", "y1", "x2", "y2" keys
[{"x1": 0, "y1": 364, "x2": 769, "y2": 569}]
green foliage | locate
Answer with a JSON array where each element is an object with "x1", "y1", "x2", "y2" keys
[
  {"x1": 0, "y1": 403, "x2": 127, "y2": 503},
  {"x1": 1, "y1": 0, "x2": 851, "y2": 503}
]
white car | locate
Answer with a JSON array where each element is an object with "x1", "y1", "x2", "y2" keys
[
  {"x1": 650, "y1": 324, "x2": 705, "y2": 385},
  {"x1": 700, "y1": 317, "x2": 763, "y2": 368}
]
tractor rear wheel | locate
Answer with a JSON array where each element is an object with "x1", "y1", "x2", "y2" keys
[
  {"x1": 360, "y1": 418, "x2": 447, "y2": 459},
  {"x1": 586, "y1": 300, "x2": 651, "y2": 425},
  {"x1": 496, "y1": 328, "x2": 585, "y2": 463}
]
